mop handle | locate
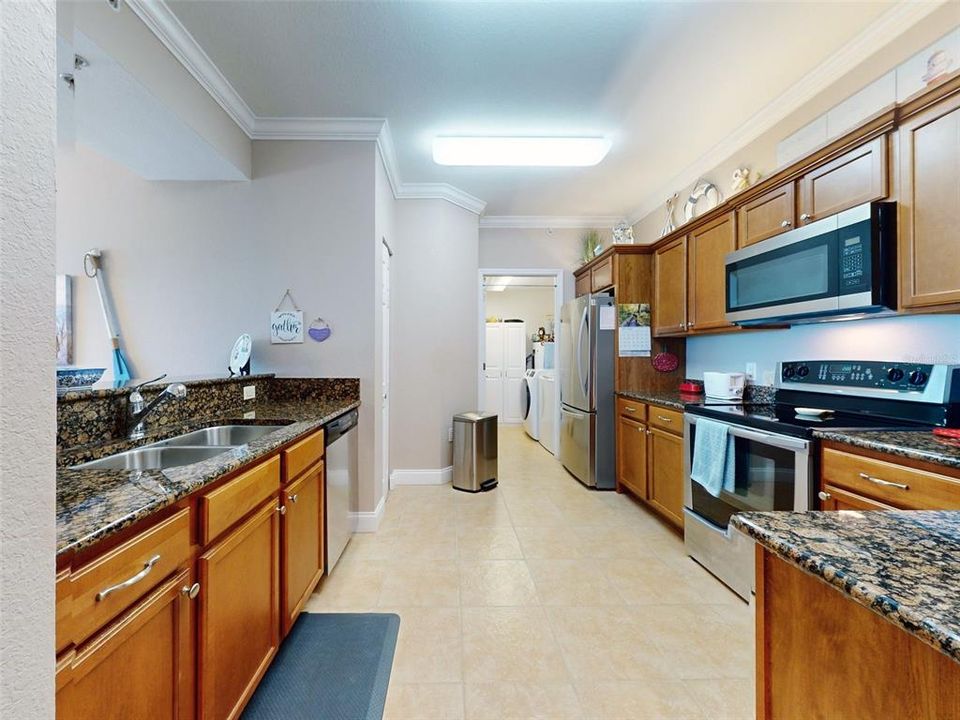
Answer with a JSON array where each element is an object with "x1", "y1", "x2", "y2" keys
[{"x1": 84, "y1": 249, "x2": 122, "y2": 344}]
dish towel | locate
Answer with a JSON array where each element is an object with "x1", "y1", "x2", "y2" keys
[{"x1": 690, "y1": 418, "x2": 736, "y2": 498}]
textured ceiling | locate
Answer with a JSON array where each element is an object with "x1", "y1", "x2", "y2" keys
[{"x1": 168, "y1": 0, "x2": 895, "y2": 217}]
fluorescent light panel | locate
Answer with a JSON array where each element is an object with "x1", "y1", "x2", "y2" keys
[{"x1": 433, "y1": 136, "x2": 611, "y2": 167}]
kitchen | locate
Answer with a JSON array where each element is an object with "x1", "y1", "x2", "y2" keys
[{"x1": 5, "y1": 2, "x2": 960, "y2": 719}]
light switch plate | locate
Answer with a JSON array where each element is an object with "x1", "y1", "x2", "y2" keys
[
  {"x1": 447, "y1": 427, "x2": 454, "y2": 443},
  {"x1": 243, "y1": 410, "x2": 256, "y2": 420},
  {"x1": 243, "y1": 385, "x2": 256, "y2": 400},
  {"x1": 745, "y1": 362, "x2": 757, "y2": 383}
]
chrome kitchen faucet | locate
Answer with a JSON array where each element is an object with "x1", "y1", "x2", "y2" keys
[{"x1": 126, "y1": 374, "x2": 187, "y2": 440}]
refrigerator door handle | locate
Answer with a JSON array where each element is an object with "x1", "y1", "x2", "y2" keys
[
  {"x1": 576, "y1": 305, "x2": 588, "y2": 399},
  {"x1": 561, "y1": 406, "x2": 586, "y2": 419}
]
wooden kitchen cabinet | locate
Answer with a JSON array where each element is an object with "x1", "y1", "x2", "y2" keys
[
  {"x1": 798, "y1": 135, "x2": 887, "y2": 224},
  {"x1": 653, "y1": 236, "x2": 687, "y2": 336},
  {"x1": 819, "y1": 484, "x2": 895, "y2": 511},
  {"x1": 647, "y1": 426, "x2": 684, "y2": 529},
  {"x1": 281, "y1": 460, "x2": 325, "y2": 636},
  {"x1": 899, "y1": 91, "x2": 960, "y2": 309},
  {"x1": 575, "y1": 272, "x2": 591, "y2": 297},
  {"x1": 687, "y1": 212, "x2": 736, "y2": 332},
  {"x1": 198, "y1": 499, "x2": 280, "y2": 720},
  {"x1": 616, "y1": 415, "x2": 648, "y2": 499},
  {"x1": 591, "y1": 256, "x2": 615, "y2": 292},
  {"x1": 736, "y1": 182, "x2": 795, "y2": 247},
  {"x1": 57, "y1": 568, "x2": 196, "y2": 720}
]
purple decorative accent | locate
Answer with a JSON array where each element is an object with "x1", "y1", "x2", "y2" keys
[{"x1": 309, "y1": 326, "x2": 331, "y2": 342}]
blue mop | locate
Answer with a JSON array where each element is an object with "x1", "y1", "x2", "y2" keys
[{"x1": 83, "y1": 249, "x2": 132, "y2": 383}]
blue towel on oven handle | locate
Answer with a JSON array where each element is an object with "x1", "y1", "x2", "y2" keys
[{"x1": 690, "y1": 417, "x2": 736, "y2": 498}]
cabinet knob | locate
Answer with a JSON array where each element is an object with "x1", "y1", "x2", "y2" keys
[
  {"x1": 277, "y1": 504, "x2": 287, "y2": 515},
  {"x1": 181, "y1": 582, "x2": 200, "y2": 600},
  {"x1": 781, "y1": 220, "x2": 792, "y2": 228},
  {"x1": 288, "y1": 493, "x2": 299, "y2": 504},
  {"x1": 800, "y1": 213, "x2": 812, "y2": 222},
  {"x1": 818, "y1": 491, "x2": 831, "y2": 501}
]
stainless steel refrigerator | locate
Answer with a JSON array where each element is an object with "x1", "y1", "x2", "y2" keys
[{"x1": 559, "y1": 293, "x2": 616, "y2": 489}]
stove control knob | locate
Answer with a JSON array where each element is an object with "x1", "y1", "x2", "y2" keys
[
  {"x1": 887, "y1": 367, "x2": 904, "y2": 382},
  {"x1": 783, "y1": 365, "x2": 796, "y2": 379},
  {"x1": 909, "y1": 370, "x2": 928, "y2": 386},
  {"x1": 796, "y1": 365, "x2": 809, "y2": 378}
]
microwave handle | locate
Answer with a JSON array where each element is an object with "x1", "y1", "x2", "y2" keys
[{"x1": 687, "y1": 415, "x2": 810, "y2": 451}]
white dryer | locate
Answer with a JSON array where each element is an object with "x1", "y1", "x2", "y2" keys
[{"x1": 522, "y1": 369, "x2": 544, "y2": 440}]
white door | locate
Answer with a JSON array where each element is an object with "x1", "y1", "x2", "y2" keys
[
  {"x1": 484, "y1": 323, "x2": 503, "y2": 415},
  {"x1": 381, "y1": 245, "x2": 390, "y2": 493},
  {"x1": 502, "y1": 323, "x2": 527, "y2": 423}
]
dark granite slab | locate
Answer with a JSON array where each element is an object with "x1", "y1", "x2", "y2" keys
[
  {"x1": 733, "y1": 510, "x2": 960, "y2": 664},
  {"x1": 616, "y1": 390, "x2": 705, "y2": 411},
  {"x1": 57, "y1": 379, "x2": 360, "y2": 558},
  {"x1": 814, "y1": 429, "x2": 960, "y2": 471}
]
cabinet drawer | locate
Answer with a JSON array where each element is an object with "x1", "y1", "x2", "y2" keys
[
  {"x1": 591, "y1": 257, "x2": 614, "y2": 291},
  {"x1": 200, "y1": 456, "x2": 280, "y2": 545},
  {"x1": 283, "y1": 429, "x2": 325, "y2": 482},
  {"x1": 616, "y1": 397, "x2": 647, "y2": 421},
  {"x1": 821, "y1": 447, "x2": 960, "y2": 510},
  {"x1": 648, "y1": 406, "x2": 683, "y2": 433},
  {"x1": 820, "y1": 483, "x2": 896, "y2": 511},
  {"x1": 67, "y1": 508, "x2": 191, "y2": 646}
]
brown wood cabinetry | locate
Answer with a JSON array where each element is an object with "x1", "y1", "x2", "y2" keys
[
  {"x1": 574, "y1": 272, "x2": 591, "y2": 298},
  {"x1": 899, "y1": 90, "x2": 960, "y2": 309},
  {"x1": 687, "y1": 213, "x2": 737, "y2": 332},
  {"x1": 819, "y1": 483, "x2": 895, "y2": 511},
  {"x1": 281, "y1": 460, "x2": 325, "y2": 636},
  {"x1": 591, "y1": 256, "x2": 614, "y2": 292},
  {"x1": 737, "y1": 183, "x2": 795, "y2": 247},
  {"x1": 653, "y1": 237, "x2": 687, "y2": 336},
  {"x1": 616, "y1": 415, "x2": 648, "y2": 499},
  {"x1": 647, "y1": 427, "x2": 684, "y2": 528},
  {"x1": 57, "y1": 568, "x2": 196, "y2": 720},
  {"x1": 200, "y1": 456, "x2": 280, "y2": 546},
  {"x1": 798, "y1": 135, "x2": 887, "y2": 224}
]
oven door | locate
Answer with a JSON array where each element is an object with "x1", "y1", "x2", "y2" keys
[
  {"x1": 683, "y1": 415, "x2": 812, "y2": 532},
  {"x1": 725, "y1": 214, "x2": 840, "y2": 324}
]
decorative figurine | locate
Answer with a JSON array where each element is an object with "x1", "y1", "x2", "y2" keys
[
  {"x1": 612, "y1": 221, "x2": 634, "y2": 244},
  {"x1": 731, "y1": 166, "x2": 752, "y2": 194},
  {"x1": 660, "y1": 193, "x2": 678, "y2": 237},
  {"x1": 683, "y1": 178, "x2": 721, "y2": 223}
]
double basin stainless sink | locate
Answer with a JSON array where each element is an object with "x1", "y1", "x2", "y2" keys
[{"x1": 73, "y1": 424, "x2": 289, "y2": 471}]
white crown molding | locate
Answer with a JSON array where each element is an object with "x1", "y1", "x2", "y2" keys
[
  {"x1": 479, "y1": 215, "x2": 623, "y2": 229},
  {"x1": 124, "y1": 0, "x2": 256, "y2": 134},
  {"x1": 626, "y1": 0, "x2": 947, "y2": 226},
  {"x1": 396, "y1": 183, "x2": 487, "y2": 215},
  {"x1": 250, "y1": 116, "x2": 388, "y2": 141}
]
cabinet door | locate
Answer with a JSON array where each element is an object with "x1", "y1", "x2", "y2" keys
[
  {"x1": 647, "y1": 427, "x2": 684, "y2": 528},
  {"x1": 591, "y1": 257, "x2": 614, "y2": 291},
  {"x1": 819, "y1": 484, "x2": 895, "y2": 511},
  {"x1": 736, "y1": 182, "x2": 795, "y2": 247},
  {"x1": 575, "y1": 272, "x2": 591, "y2": 297},
  {"x1": 687, "y1": 212, "x2": 736, "y2": 332},
  {"x1": 281, "y1": 463, "x2": 324, "y2": 636},
  {"x1": 616, "y1": 416, "x2": 648, "y2": 498},
  {"x1": 198, "y1": 499, "x2": 280, "y2": 720},
  {"x1": 653, "y1": 236, "x2": 687, "y2": 336},
  {"x1": 57, "y1": 568, "x2": 196, "y2": 720},
  {"x1": 484, "y1": 323, "x2": 503, "y2": 415},
  {"x1": 502, "y1": 323, "x2": 527, "y2": 423},
  {"x1": 798, "y1": 135, "x2": 887, "y2": 223},
  {"x1": 899, "y1": 93, "x2": 960, "y2": 308}
]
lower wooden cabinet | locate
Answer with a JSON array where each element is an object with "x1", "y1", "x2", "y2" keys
[
  {"x1": 647, "y1": 427, "x2": 684, "y2": 528},
  {"x1": 281, "y1": 460, "x2": 325, "y2": 636},
  {"x1": 819, "y1": 484, "x2": 895, "y2": 511},
  {"x1": 616, "y1": 415, "x2": 648, "y2": 499},
  {"x1": 57, "y1": 568, "x2": 196, "y2": 720},
  {"x1": 198, "y1": 499, "x2": 280, "y2": 720}
]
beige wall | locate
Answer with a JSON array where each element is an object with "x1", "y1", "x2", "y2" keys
[
  {"x1": 1, "y1": 1, "x2": 57, "y2": 715},
  {"x1": 484, "y1": 286, "x2": 555, "y2": 355},
  {"x1": 391, "y1": 199, "x2": 479, "y2": 471},
  {"x1": 56, "y1": 140, "x2": 382, "y2": 511}
]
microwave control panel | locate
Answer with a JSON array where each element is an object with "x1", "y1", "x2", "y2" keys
[
  {"x1": 838, "y1": 222, "x2": 872, "y2": 294},
  {"x1": 781, "y1": 361, "x2": 933, "y2": 390}
]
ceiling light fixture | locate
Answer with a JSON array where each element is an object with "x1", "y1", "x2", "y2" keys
[{"x1": 433, "y1": 137, "x2": 611, "y2": 167}]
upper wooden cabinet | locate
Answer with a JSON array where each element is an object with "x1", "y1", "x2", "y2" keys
[
  {"x1": 591, "y1": 256, "x2": 615, "y2": 292},
  {"x1": 798, "y1": 135, "x2": 888, "y2": 223},
  {"x1": 899, "y1": 91, "x2": 960, "y2": 309},
  {"x1": 737, "y1": 183, "x2": 795, "y2": 247},
  {"x1": 653, "y1": 237, "x2": 687, "y2": 336},
  {"x1": 687, "y1": 212, "x2": 736, "y2": 332},
  {"x1": 574, "y1": 272, "x2": 591, "y2": 298}
]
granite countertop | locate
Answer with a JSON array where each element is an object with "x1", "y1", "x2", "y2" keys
[
  {"x1": 57, "y1": 397, "x2": 358, "y2": 558},
  {"x1": 814, "y1": 429, "x2": 960, "y2": 471},
  {"x1": 616, "y1": 390, "x2": 706, "y2": 411},
  {"x1": 733, "y1": 510, "x2": 960, "y2": 663}
]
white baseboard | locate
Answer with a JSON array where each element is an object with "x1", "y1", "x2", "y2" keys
[
  {"x1": 351, "y1": 494, "x2": 386, "y2": 533},
  {"x1": 390, "y1": 466, "x2": 453, "y2": 488}
]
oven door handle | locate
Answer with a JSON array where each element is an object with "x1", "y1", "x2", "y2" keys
[{"x1": 688, "y1": 416, "x2": 810, "y2": 451}]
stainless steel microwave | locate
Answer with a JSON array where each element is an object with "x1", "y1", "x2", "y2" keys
[{"x1": 725, "y1": 201, "x2": 896, "y2": 325}]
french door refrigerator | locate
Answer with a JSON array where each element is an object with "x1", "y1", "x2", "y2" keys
[{"x1": 559, "y1": 293, "x2": 615, "y2": 489}]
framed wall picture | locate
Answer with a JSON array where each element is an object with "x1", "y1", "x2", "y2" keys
[{"x1": 56, "y1": 274, "x2": 73, "y2": 365}]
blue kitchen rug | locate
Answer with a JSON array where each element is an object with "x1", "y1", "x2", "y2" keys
[{"x1": 242, "y1": 613, "x2": 400, "y2": 720}]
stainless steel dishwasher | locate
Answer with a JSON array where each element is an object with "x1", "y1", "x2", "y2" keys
[{"x1": 324, "y1": 409, "x2": 359, "y2": 573}]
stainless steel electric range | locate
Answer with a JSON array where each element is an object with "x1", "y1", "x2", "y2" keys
[{"x1": 683, "y1": 359, "x2": 960, "y2": 601}]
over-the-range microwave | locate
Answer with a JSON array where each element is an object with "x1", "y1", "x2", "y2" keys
[{"x1": 725, "y1": 201, "x2": 896, "y2": 325}]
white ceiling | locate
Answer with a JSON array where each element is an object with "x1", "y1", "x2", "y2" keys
[{"x1": 165, "y1": 0, "x2": 898, "y2": 219}]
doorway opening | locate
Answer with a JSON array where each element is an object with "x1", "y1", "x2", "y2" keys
[{"x1": 477, "y1": 269, "x2": 565, "y2": 457}]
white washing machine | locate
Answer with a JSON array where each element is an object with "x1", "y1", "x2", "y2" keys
[
  {"x1": 538, "y1": 371, "x2": 556, "y2": 454},
  {"x1": 522, "y1": 369, "x2": 544, "y2": 440}
]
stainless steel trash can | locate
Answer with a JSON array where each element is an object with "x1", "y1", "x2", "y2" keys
[{"x1": 452, "y1": 412, "x2": 498, "y2": 492}]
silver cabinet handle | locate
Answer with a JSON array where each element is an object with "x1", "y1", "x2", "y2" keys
[
  {"x1": 646, "y1": 429, "x2": 652, "y2": 436},
  {"x1": 181, "y1": 582, "x2": 200, "y2": 600},
  {"x1": 859, "y1": 472, "x2": 909, "y2": 490},
  {"x1": 277, "y1": 504, "x2": 287, "y2": 515},
  {"x1": 657, "y1": 415, "x2": 673, "y2": 423},
  {"x1": 800, "y1": 213, "x2": 813, "y2": 222},
  {"x1": 625, "y1": 406, "x2": 637, "y2": 413},
  {"x1": 818, "y1": 491, "x2": 832, "y2": 501},
  {"x1": 781, "y1": 220, "x2": 792, "y2": 228},
  {"x1": 96, "y1": 555, "x2": 160, "y2": 601},
  {"x1": 288, "y1": 493, "x2": 299, "y2": 503}
]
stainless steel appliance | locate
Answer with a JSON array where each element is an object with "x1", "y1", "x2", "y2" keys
[
  {"x1": 324, "y1": 409, "x2": 359, "y2": 573},
  {"x1": 559, "y1": 293, "x2": 615, "y2": 489},
  {"x1": 725, "y1": 201, "x2": 896, "y2": 326},
  {"x1": 684, "y1": 359, "x2": 960, "y2": 600}
]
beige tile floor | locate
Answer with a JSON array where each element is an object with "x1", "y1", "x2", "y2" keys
[{"x1": 305, "y1": 426, "x2": 755, "y2": 720}]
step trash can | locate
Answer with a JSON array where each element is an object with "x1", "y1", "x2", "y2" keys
[{"x1": 452, "y1": 411, "x2": 498, "y2": 492}]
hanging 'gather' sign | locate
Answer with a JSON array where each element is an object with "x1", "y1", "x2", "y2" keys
[{"x1": 271, "y1": 289, "x2": 304, "y2": 344}]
